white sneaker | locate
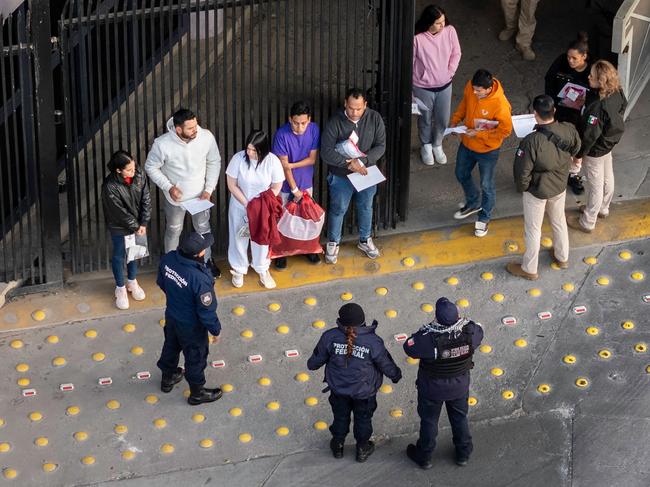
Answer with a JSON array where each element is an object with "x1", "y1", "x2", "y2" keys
[
  {"x1": 230, "y1": 270, "x2": 244, "y2": 288},
  {"x1": 258, "y1": 270, "x2": 277, "y2": 289},
  {"x1": 432, "y1": 145, "x2": 447, "y2": 164},
  {"x1": 420, "y1": 144, "x2": 434, "y2": 166},
  {"x1": 115, "y1": 286, "x2": 129, "y2": 310},
  {"x1": 325, "y1": 242, "x2": 339, "y2": 264},
  {"x1": 358, "y1": 237, "x2": 380, "y2": 259},
  {"x1": 126, "y1": 279, "x2": 146, "y2": 301},
  {"x1": 474, "y1": 221, "x2": 489, "y2": 238}
]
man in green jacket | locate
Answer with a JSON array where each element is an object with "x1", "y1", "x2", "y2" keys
[{"x1": 507, "y1": 95, "x2": 581, "y2": 280}]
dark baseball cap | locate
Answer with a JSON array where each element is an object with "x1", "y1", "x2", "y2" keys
[{"x1": 178, "y1": 232, "x2": 214, "y2": 255}]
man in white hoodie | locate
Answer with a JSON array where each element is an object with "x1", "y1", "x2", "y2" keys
[{"x1": 145, "y1": 109, "x2": 221, "y2": 277}]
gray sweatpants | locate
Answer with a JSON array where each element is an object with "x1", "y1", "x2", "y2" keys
[
  {"x1": 163, "y1": 198, "x2": 212, "y2": 261},
  {"x1": 413, "y1": 84, "x2": 453, "y2": 147}
]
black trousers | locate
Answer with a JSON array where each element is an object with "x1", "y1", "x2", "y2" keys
[
  {"x1": 328, "y1": 392, "x2": 377, "y2": 446},
  {"x1": 415, "y1": 392, "x2": 473, "y2": 461},
  {"x1": 156, "y1": 316, "x2": 209, "y2": 386}
]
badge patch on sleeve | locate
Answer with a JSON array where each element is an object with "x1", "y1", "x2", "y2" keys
[
  {"x1": 516, "y1": 148, "x2": 524, "y2": 157},
  {"x1": 587, "y1": 115, "x2": 599, "y2": 125},
  {"x1": 200, "y1": 292, "x2": 213, "y2": 306},
  {"x1": 407, "y1": 338, "x2": 415, "y2": 347}
]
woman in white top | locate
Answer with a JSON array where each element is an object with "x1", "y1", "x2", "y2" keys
[{"x1": 226, "y1": 130, "x2": 285, "y2": 289}]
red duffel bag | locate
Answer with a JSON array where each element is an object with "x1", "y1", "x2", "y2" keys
[{"x1": 269, "y1": 193, "x2": 325, "y2": 258}]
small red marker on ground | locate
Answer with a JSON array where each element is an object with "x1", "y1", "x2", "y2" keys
[
  {"x1": 248, "y1": 354, "x2": 263, "y2": 363},
  {"x1": 394, "y1": 333, "x2": 408, "y2": 342},
  {"x1": 22, "y1": 388, "x2": 37, "y2": 397},
  {"x1": 59, "y1": 383, "x2": 74, "y2": 392},
  {"x1": 136, "y1": 371, "x2": 151, "y2": 380},
  {"x1": 538, "y1": 311, "x2": 552, "y2": 320},
  {"x1": 573, "y1": 305, "x2": 587, "y2": 314},
  {"x1": 284, "y1": 350, "x2": 300, "y2": 358},
  {"x1": 98, "y1": 377, "x2": 113, "y2": 386},
  {"x1": 502, "y1": 316, "x2": 517, "y2": 326},
  {"x1": 211, "y1": 360, "x2": 226, "y2": 368}
]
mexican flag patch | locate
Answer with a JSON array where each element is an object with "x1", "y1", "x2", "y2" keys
[
  {"x1": 516, "y1": 148, "x2": 524, "y2": 157},
  {"x1": 587, "y1": 115, "x2": 599, "y2": 125}
]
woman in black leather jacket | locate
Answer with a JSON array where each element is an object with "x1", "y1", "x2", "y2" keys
[{"x1": 101, "y1": 150, "x2": 151, "y2": 309}]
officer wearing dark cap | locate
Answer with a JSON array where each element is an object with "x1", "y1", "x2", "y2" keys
[
  {"x1": 403, "y1": 297, "x2": 484, "y2": 469},
  {"x1": 156, "y1": 231, "x2": 223, "y2": 405},
  {"x1": 308, "y1": 303, "x2": 402, "y2": 463}
]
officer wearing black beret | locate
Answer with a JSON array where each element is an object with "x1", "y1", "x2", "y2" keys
[
  {"x1": 403, "y1": 297, "x2": 484, "y2": 469},
  {"x1": 156, "y1": 231, "x2": 223, "y2": 405}
]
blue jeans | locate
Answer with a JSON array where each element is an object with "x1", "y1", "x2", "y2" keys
[
  {"x1": 111, "y1": 234, "x2": 137, "y2": 287},
  {"x1": 326, "y1": 173, "x2": 377, "y2": 243},
  {"x1": 454, "y1": 144, "x2": 500, "y2": 223}
]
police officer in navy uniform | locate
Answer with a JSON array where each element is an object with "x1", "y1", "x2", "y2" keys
[
  {"x1": 156, "y1": 231, "x2": 223, "y2": 405},
  {"x1": 308, "y1": 303, "x2": 402, "y2": 462},
  {"x1": 403, "y1": 297, "x2": 484, "y2": 469}
]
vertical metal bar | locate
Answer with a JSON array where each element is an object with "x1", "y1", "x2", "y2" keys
[
  {"x1": 0, "y1": 14, "x2": 13, "y2": 280},
  {"x1": 5, "y1": 16, "x2": 19, "y2": 279},
  {"x1": 185, "y1": 0, "x2": 192, "y2": 108},
  {"x1": 167, "y1": 0, "x2": 175, "y2": 113},
  {"x1": 30, "y1": 0, "x2": 63, "y2": 283},
  {"x1": 132, "y1": 0, "x2": 141, "y2": 162}
]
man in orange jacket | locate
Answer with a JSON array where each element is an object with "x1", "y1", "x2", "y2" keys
[{"x1": 450, "y1": 69, "x2": 512, "y2": 237}]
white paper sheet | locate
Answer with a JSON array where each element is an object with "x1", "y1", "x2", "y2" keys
[
  {"x1": 412, "y1": 96, "x2": 429, "y2": 115},
  {"x1": 180, "y1": 197, "x2": 214, "y2": 215},
  {"x1": 443, "y1": 125, "x2": 467, "y2": 136},
  {"x1": 124, "y1": 234, "x2": 149, "y2": 262},
  {"x1": 347, "y1": 165, "x2": 386, "y2": 192},
  {"x1": 512, "y1": 114, "x2": 537, "y2": 138}
]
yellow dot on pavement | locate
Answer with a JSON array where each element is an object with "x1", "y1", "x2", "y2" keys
[
  {"x1": 491, "y1": 293, "x2": 505, "y2": 302},
  {"x1": 0, "y1": 443, "x2": 11, "y2": 453},
  {"x1": 563, "y1": 355, "x2": 577, "y2": 364},
  {"x1": 160, "y1": 443, "x2": 175, "y2": 454},
  {"x1": 491, "y1": 368, "x2": 504, "y2": 377},
  {"x1": 586, "y1": 326, "x2": 600, "y2": 336},
  {"x1": 258, "y1": 377, "x2": 272, "y2": 386},
  {"x1": 266, "y1": 401, "x2": 280, "y2": 411},
  {"x1": 240, "y1": 329, "x2": 254, "y2": 338},
  {"x1": 390, "y1": 409, "x2": 403, "y2": 418},
  {"x1": 401, "y1": 257, "x2": 415, "y2": 267},
  {"x1": 122, "y1": 323, "x2": 136, "y2": 333},
  {"x1": 528, "y1": 288, "x2": 542, "y2": 297},
  {"x1": 229, "y1": 407, "x2": 242, "y2": 417},
  {"x1": 596, "y1": 276, "x2": 610, "y2": 286},
  {"x1": 3, "y1": 468, "x2": 18, "y2": 479},
  {"x1": 221, "y1": 384, "x2": 234, "y2": 393},
  {"x1": 420, "y1": 303, "x2": 434, "y2": 313},
  {"x1": 646, "y1": 365, "x2": 650, "y2": 374},
  {"x1": 159, "y1": 319, "x2": 166, "y2": 327},
  {"x1": 575, "y1": 377, "x2": 589, "y2": 388},
  {"x1": 631, "y1": 271, "x2": 645, "y2": 281},
  {"x1": 276, "y1": 324, "x2": 290, "y2": 334},
  {"x1": 0, "y1": 418, "x2": 4, "y2": 428},
  {"x1": 42, "y1": 463, "x2": 57, "y2": 473},
  {"x1": 52, "y1": 356, "x2": 66, "y2": 367},
  {"x1": 130, "y1": 346, "x2": 144, "y2": 356},
  {"x1": 84, "y1": 329, "x2": 97, "y2": 338},
  {"x1": 385, "y1": 309, "x2": 398, "y2": 318},
  {"x1": 268, "y1": 303, "x2": 281, "y2": 312},
  {"x1": 479, "y1": 344, "x2": 492, "y2": 354},
  {"x1": 232, "y1": 306, "x2": 246, "y2": 316},
  {"x1": 295, "y1": 372, "x2": 310, "y2": 382},
  {"x1": 406, "y1": 357, "x2": 420, "y2": 365},
  {"x1": 199, "y1": 438, "x2": 214, "y2": 449},
  {"x1": 153, "y1": 418, "x2": 167, "y2": 429},
  {"x1": 540, "y1": 237, "x2": 553, "y2": 248},
  {"x1": 622, "y1": 321, "x2": 635, "y2": 330},
  {"x1": 46, "y1": 335, "x2": 59, "y2": 344},
  {"x1": 17, "y1": 378, "x2": 30, "y2": 387},
  {"x1": 304, "y1": 297, "x2": 318, "y2": 306},
  {"x1": 73, "y1": 431, "x2": 88, "y2": 442},
  {"x1": 305, "y1": 397, "x2": 319, "y2": 406},
  {"x1": 114, "y1": 425, "x2": 128, "y2": 434},
  {"x1": 192, "y1": 413, "x2": 205, "y2": 423},
  {"x1": 412, "y1": 281, "x2": 425, "y2": 290},
  {"x1": 481, "y1": 272, "x2": 494, "y2": 281},
  {"x1": 106, "y1": 400, "x2": 120, "y2": 410},
  {"x1": 635, "y1": 343, "x2": 648, "y2": 353},
  {"x1": 121, "y1": 450, "x2": 136, "y2": 460},
  {"x1": 446, "y1": 276, "x2": 459, "y2": 286},
  {"x1": 66, "y1": 406, "x2": 80, "y2": 416},
  {"x1": 584, "y1": 256, "x2": 598, "y2": 265},
  {"x1": 598, "y1": 349, "x2": 612, "y2": 359},
  {"x1": 81, "y1": 456, "x2": 95, "y2": 465},
  {"x1": 9, "y1": 339, "x2": 24, "y2": 349},
  {"x1": 29, "y1": 412, "x2": 42, "y2": 422},
  {"x1": 145, "y1": 395, "x2": 159, "y2": 405},
  {"x1": 537, "y1": 384, "x2": 551, "y2": 394},
  {"x1": 340, "y1": 292, "x2": 353, "y2": 301},
  {"x1": 239, "y1": 433, "x2": 252, "y2": 443},
  {"x1": 15, "y1": 363, "x2": 29, "y2": 373},
  {"x1": 619, "y1": 250, "x2": 632, "y2": 260},
  {"x1": 313, "y1": 421, "x2": 328, "y2": 430},
  {"x1": 514, "y1": 339, "x2": 527, "y2": 348},
  {"x1": 92, "y1": 352, "x2": 105, "y2": 362},
  {"x1": 562, "y1": 283, "x2": 575, "y2": 292},
  {"x1": 34, "y1": 437, "x2": 48, "y2": 447},
  {"x1": 32, "y1": 310, "x2": 46, "y2": 321},
  {"x1": 379, "y1": 384, "x2": 393, "y2": 394},
  {"x1": 507, "y1": 242, "x2": 519, "y2": 252},
  {"x1": 457, "y1": 298, "x2": 470, "y2": 308},
  {"x1": 375, "y1": 287, "x2": 388, "y2": 296},
  {"x1": 276, "y1": 426, "x2": 290, "y2": 437},
  {"x1": 468, "y1": 396, "x2": 478, "y2": 406},
  {"x1": 312, "y1": 320, "x2": 326, "y2": 329},
  {"x1": 550, "y1": 261, "x2": 561, "y2": 270},
  {"x1": 502, "y1": 390, "x2": 515, "y2": 400}
]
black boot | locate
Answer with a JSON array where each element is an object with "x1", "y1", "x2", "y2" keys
[
  {"x1": 274, "y1": 257, "x2": 287, "y2": 270},
  {"x1": 160, "y1": 368, "x2": 183, "y2": 393},
  {"x1": 208, "y1": 258, "x2": 221, "y2": 279},
  {"x1": 330, "y1": 438, "x2": 344, "y2": 459},
  {"x1": 187, "y1": 383, "x2": 223, "y2": 406},
  {"x1": 406, "y1": 443, "x2": 433, "y2": 470},
  {"x1": 356, "y1": 440, "x2": 375, "y2": 463},
  {"x1": 568, "y1": 174, "x2": 584, "y2": 195}
]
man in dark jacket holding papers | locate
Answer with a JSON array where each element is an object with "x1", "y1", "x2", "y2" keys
[{"x1": 321, "y1": 88, "x2": 386, "y2": 265}]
